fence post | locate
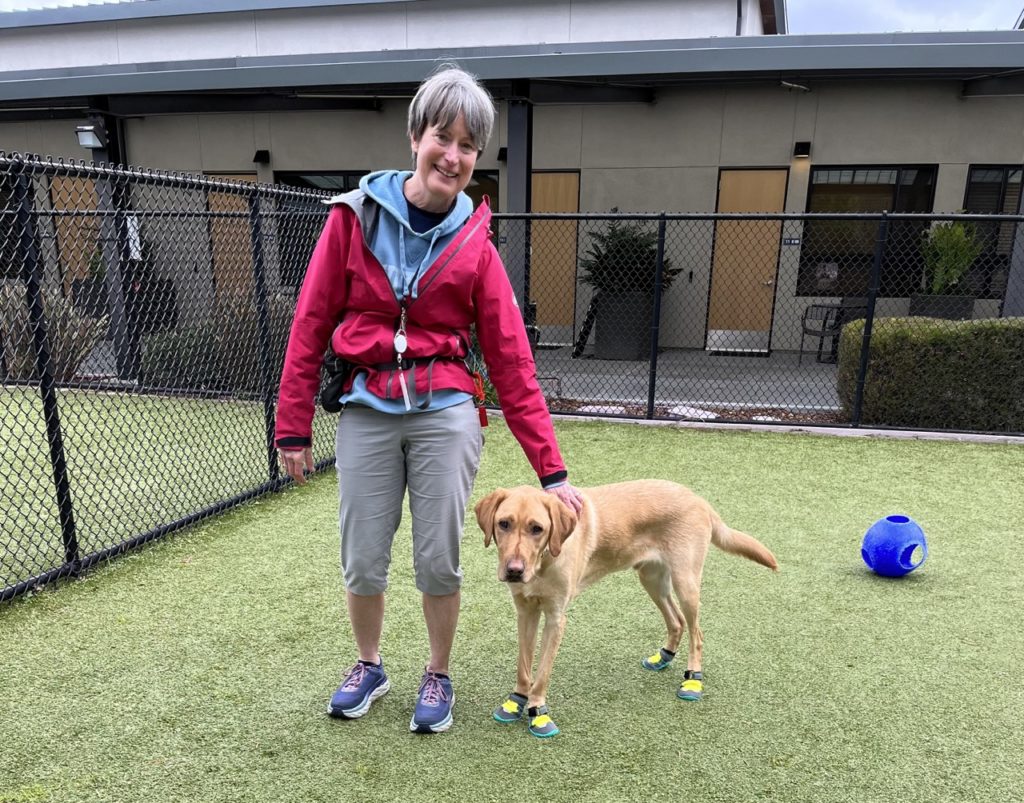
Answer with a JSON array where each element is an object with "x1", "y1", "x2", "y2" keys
[
  {"x1": 646, "y1": 214, "x2": 668, "y2": 419},
  {"x1": 15, "y1": 168, "x2": 81, "y2": 572},
  {"x1": 99, "y1": 169, "x2": 140, "y2": 380},
  {"x1": 852, "y1": 213, "x2": 888, "y2": 427},
  {"x1": 248, "y1": 190, "x2": 280, "y2": 482}
]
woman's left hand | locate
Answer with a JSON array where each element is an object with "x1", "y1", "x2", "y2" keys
[{"x1": 546, "y1": 482, "x2": 584, "y2": 514}]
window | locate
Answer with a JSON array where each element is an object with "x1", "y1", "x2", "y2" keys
[
  {"x1": 275, "y1": 171, "x2": 365, "y2": 194},
  {"x1": 273, "y1": 170, "x2": 500, "y2": 287},
  {"x1": 963, "y1": 165, "x2": 1021, "y2": 298},
  {"x1": 275, "y1": 170, "x2": 499, "y2": 208},
  {"x1": 798, "y1": 166, "x2": 937, "y2": 297}
]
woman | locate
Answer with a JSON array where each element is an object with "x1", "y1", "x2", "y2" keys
[{"x1": 274, "y1": 64, "x2": 582, "y2": 734}]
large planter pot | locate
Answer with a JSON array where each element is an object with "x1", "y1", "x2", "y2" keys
[
  {"x1": 908, "y1": 293, "x2": 973, "y2": 320},
  {"x1": 594, "y1": 290, "x2": 652, "y2": 360}
]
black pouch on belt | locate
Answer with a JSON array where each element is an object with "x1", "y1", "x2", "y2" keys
[{"x1": 320, "y1": 350, "x2": 353, "y2": 413}]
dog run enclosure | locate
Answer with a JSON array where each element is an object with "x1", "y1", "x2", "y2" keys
[{"x1": 2, "y1": 152, "x2": 1022, "y2": 601}]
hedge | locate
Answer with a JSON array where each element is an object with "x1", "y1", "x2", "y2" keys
[{"x1": 837, "y1": 316, "x2": 1024, "y2": 432}]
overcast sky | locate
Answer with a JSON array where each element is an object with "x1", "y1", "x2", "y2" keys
[{"x1": 786, "y1": 0, "x2": 1022, "y2": 34}]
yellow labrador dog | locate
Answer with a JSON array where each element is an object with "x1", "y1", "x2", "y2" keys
[{"x1": 474, "y1": 480, "x2": 777, "y2": 738}]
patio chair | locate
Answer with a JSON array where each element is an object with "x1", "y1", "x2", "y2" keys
[{"x1": 799, "y1": 297, "x2": 868, "y2": 364}]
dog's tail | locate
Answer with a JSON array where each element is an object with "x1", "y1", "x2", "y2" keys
[{"x1": 710, "y1": 512, "x2": 778, "y2": 571}]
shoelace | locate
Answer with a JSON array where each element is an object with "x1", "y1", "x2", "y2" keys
[
  {"x1": 342, "y1": 662, "x2": 368, "y2": 691},
  {"x1": 418, "y1": 673, "x2": 449, "y2": 706}
]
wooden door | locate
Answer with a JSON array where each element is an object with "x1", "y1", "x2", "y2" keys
[
  {"x1": 206, "y1": 173, "x2": 257, "y2": 296},
  {"x1": 530, "y1": 172, "x2": 579, "y2": 344},
  {"x1": 707, "y1": 169, "x2": 787, "y2": 352},
  {"x1": 49, "y1": 175, "x2": 99, "y2": 290}
]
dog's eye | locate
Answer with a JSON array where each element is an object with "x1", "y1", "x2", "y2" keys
[
  {"x1": 530, "y1": 524, "x2": 544, "y2": 535},
  {"x1": 497, "y1": 519, "x2": 510, "y2": 530}
]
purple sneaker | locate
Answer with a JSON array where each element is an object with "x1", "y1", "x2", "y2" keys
[
  {"x1": 328, "y1": 660, "x2": 390, "y2": 719},
  {"x1": 409, "y1": 669, "x2": 454, "y2": 733}
]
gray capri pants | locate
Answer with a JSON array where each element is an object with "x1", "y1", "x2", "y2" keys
[{"x1": 336, "y1": 400, "x2": 483, "y2": 596}]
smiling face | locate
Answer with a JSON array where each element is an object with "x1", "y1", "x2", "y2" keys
[
  {"x1": 404, "y1": 112, "x2": 479, "y2": 213},
  {"x1": 475, "y1": 487, "x2": 578, "y2": 583}
]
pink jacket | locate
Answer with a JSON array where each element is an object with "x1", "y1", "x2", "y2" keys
[{"x1": 274, "y1": 194, "x2": 568, "y2": 486}]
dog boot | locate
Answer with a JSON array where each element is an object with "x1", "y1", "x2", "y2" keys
[
  {"x1": 641, "y1": 647, "x2": 676, "y2": 671},
  {"x1": 493, "y1": 691, "x2": 528, "y2": 723},
  {"x1": 527, "y1": 705, "x2": 560, "y2": 738},
  {"x1": 676, "y1": 669, "x2": 703, "y2": 702}
]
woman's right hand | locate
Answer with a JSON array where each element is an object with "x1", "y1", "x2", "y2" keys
[{"x1": 280, "y1": 447, "x2": 314, "y2": 485}]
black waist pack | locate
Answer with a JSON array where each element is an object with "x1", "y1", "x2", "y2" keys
[{"x1": 320, "y1": 351, "x2": 353, "y2": 414}]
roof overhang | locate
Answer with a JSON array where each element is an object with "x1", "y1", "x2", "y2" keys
[{"x1": 1, "y1": 31, "x2": 1022, "y2": 106}]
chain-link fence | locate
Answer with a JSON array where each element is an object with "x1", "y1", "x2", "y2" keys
[
  {"x1": 494, "y1": 211, "x2": 1024, "y2": 429},
  {"x1": 3, "y1": 152, "x2": 1023, "y2": 601},
  {"x1": 1, "y1": 153, "x2": 336, "y2": 602}
]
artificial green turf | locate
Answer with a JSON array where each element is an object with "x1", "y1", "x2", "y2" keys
[
  {"x1": 0, "y1": 387, "x2": 337, "y2": 588},
  {"x1": 1, "y1": 420, "x2": 1022, "y2": 802}
]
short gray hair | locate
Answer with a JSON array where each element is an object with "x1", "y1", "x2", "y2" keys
[{"x1": 407, "y1": 64, "x2": 496, "y2": 153}]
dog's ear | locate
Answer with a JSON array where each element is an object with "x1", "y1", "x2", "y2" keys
[
  {"x1": 474, "y1": 489, "x2": 508, "y2": 548},
  {"x1": 544, "y1": 495, "x2": 578, "y2": 558}
]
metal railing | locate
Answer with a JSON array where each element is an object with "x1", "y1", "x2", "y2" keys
[{"x1": 2, "y1": 152, "x2": 1022, "y2": 601}]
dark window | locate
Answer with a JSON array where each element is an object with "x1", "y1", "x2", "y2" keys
[
  {"x1": 798, "y1": 166, "x2": 937, "y2": 297},
  {"x1": 274, "y1": 170, "x2": 499, "y2": 209},
  {"x1": 963, "y1": 165, "x2": 1021, "y2": 299},
  {"x1": 275, "y1": 171, "x2": 365, "y2": 194},
  {"x1": 273, "y1": 170, "x2": 499, "y2": 287}
]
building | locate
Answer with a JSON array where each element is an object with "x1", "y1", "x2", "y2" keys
[{"x1": 2, "y1": 0, "x2": 1023, "y2": 351}]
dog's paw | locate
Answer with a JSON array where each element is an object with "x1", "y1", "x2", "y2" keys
[
  {"x1": 641, "y1": 647, "x2": 676, "y2": 671},
  {"x1": 527, "y1": 704, "x2": 559, "y2": 738},
  {"x1": 676, "y1": 670, "x2": 703, "y2": 702},
  {"x1": 493, "y1": 691, "x2": 528, "y2": 723}
]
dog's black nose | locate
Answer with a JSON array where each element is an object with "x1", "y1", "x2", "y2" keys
[{"x1": 504, "y1": 559, "x2": 525, "y2": 582}]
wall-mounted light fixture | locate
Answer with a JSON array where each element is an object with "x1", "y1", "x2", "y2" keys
[
  {"x1": 496, "y1": 146, "x2": 508, "y2": 163},
  {"x1": 793, "y1": 141, "x2": 811, "y2": 158},
  {"x1": 252, "y1": 149, "x2": 270, "y2": 164},
  {"x1": 75, "y1": 123, "x2": 107, "y2": 150}
]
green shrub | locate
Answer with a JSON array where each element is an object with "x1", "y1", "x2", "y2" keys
[
  {"x1": 579, "y1": 220, "x2": 679, "y2": 294},
  {"x1": 212, "y1": 291, "x2": 293, "y2": 395},
  {"x1": 837, "y1": 316, "x2": 1024, "y2": 431},
  {"x1": 919, "y1": 221, "x2": 981, "y2": 295},
  {"x1": 141, "y1": 290, "x2": 293, "y2": 396},
  {"x1": 0, "y1": 281, "x2": 108, "y2": 382},
  {"x1": 141, "y1": 323, "x2": 219, "y2": 391}
]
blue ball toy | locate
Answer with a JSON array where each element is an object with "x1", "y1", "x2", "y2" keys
[{"x1": 861, "y1": 515, "x2": 928, "y2": 577}]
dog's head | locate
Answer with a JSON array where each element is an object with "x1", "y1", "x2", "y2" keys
[{"x1": 474, "y1": 486, "x2": 578, "y2": 583}]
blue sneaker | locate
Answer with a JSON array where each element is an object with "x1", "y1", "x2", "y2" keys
[
  {"x1": 409, "y1": 669, "x2": 454, "y2": 733},
  {"x1": 328, "y1": 660, "x2": 390, "y2": 718}
]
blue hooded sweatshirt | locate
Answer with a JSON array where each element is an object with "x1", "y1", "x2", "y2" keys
[{"x1": 359, "y1": 169, "x2": 473, "y2": 300}]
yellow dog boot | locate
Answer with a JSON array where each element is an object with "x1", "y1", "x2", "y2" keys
[
  {"x1": 642, "y1": 647, "x2": 676, "y2": 671},
  {"x1": 492, "y1": 691, "x2": 528, "y2": 724},
  {"x1": 527, "y1": 705, "x2": 559, "y2": 738},
  {"x1": 677, "y1": 669, "x2": 703, "y2": 702}
]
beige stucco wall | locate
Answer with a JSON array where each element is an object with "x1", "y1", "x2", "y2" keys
[{"x1": 3, "y1": 77, "x2": 1020, "y2": 351}]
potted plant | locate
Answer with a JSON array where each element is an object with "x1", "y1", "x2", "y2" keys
[
  {"x1": 578, "y1": 219, "x2": 680, "y2": 360},
  {"x1": 908, "y1": 220, "x2": 981, "y2": 320}
]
